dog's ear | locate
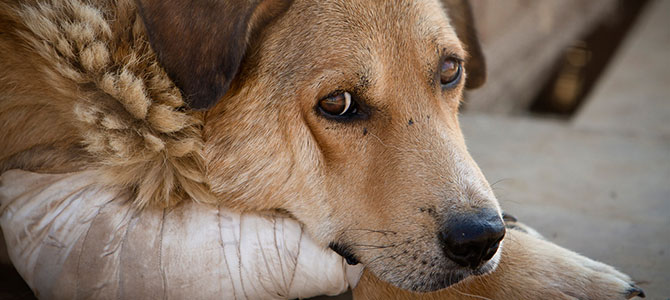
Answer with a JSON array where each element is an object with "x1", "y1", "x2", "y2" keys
[
  {"x1": 441, "y1": 0, "x2": 486, "y2": 89},
  {"x1": 135, "y1": 0, "x2": 292, "y2": 110}
]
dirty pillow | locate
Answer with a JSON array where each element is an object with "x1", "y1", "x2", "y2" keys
[{"x1": 0, "y1": 170, "x2": 362, "y2": 299}]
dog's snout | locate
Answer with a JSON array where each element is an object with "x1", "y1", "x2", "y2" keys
[{"x1": 439, "y1": 209, "x2": 506, "y2": 269}]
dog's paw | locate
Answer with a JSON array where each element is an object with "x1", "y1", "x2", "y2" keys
[
  {"x1": 558, "y1": 252, "x2": 645, "y2": 299},
  {"x1": 500, "y1": 229, "x2": 646, "y2": 299},
  {"x1": 352, "y1": 229, "x2": 644, "y2": 300}
]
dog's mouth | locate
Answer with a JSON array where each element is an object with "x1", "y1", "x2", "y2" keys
[
  {"x1": 328, "y1": 242, "x2": 361, "y2": 265},
  {"x1": 329, "y1": 239, "x2": 503, "y2": 292},
  {"x1": 326, "y1": 208, "x2": 506, "y2": 292},
  {"x1": 403, "y1": 246, "x2": 502, "y2": 292},
  {"x1": 420, "y1": 256, "x2": 500, "y2": 292}
]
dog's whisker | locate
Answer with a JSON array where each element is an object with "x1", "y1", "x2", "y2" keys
[
  {"x1": 353, "y1": 237, "x2": 414, "y2": 250},
  {"x1": 342, "y1": 229, "x2": 398, "y2": 240},
  {"x1": 489, "y1": 178, "x2": 511, "y2": 188},
  {"x1": 341, "y1": 228, "x2": 400, "y2": 246},
  {"x1": 351, "y1": 244, "x2": 398, "y2": 250},
  {"x1": 350, "y1": 241, "x2": 403, "y2": 248},
  {"x1": 343, "y1": 228, "x2": 398, "y2": 234},
  {"x1": 452, "y1": 288, "x2": 493, "y2": 300},
  {"x1": 366, "y1": 254, "x2": 391, "y2": 266}
]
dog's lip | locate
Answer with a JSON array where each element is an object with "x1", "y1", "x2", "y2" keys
[
  {"x1": 328, "y1": 242, "x2": 360, "y2": 265},
  {"x1": 411, "y1": 269, "x2": 471, "y2": 292},
  {"x1": 410, "y1": 257, "x2": 499, "y2": 292}
]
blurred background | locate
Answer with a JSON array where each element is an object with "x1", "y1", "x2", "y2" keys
[
  {"x1": 3, "y1": 0, "x2": 668, "y2": 299},
  {"x1": 463, "y1": 0, "x2": 668, "y2": 298}
]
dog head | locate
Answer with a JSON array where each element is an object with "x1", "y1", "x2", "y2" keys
[{"x1": 138, "y1": 0, "x2": 502, "y2": 292}]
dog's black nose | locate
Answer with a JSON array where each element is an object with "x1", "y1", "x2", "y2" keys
[{"x1": 439, "y1": 209, "x2": 506, "y2": 269}]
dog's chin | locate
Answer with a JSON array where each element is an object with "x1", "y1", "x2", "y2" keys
[{"x1": 398, "y1": 247, "x2": 503, "y2": 293}]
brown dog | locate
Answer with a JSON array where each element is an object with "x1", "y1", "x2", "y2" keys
[{"x1": 0, "y1": 0, "x2": 644, "y2": 298}]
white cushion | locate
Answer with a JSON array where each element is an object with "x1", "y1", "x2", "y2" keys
[{"x1": 0, "y1": 170, "x2": 362, "y2": 299}]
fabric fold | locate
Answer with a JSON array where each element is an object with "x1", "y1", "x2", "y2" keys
[{"x1": 0, "y1": 170, "x2": 363, "y2": 299}]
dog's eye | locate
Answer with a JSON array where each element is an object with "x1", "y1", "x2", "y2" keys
[
  {"x1": 319, "y1": 91, "x2": 355, "y2": 116},
  {"x1": 440, "y1": 57, "x2": 462, "y2": 87}
]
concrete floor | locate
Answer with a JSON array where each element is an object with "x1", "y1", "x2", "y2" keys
[{"x1": 461, "y1": 0, "x2": 670, "y2": 298}]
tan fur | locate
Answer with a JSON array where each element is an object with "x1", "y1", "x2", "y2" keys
[
  {"x1": 0, "y1": 0, "x2": 211, "y2": 207},
  {"x1": 203, "y1": 0, "x2": 500, "y2": 290},
  {"x1": 0, "y1": 0, "x2": 642, "y2": 298},
  {"x1": 354, "y1": 229, "x2": 638, "y2": 299}
]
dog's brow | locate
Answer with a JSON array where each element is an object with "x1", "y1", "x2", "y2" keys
[
  {"x1": 438, "y1": 45, "x2": 465, "y2": 62},
  {"x1": 356, "y1": 73, "x2": 371, "y2": 92}
]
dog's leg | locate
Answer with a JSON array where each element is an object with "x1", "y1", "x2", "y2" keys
[{"x1": 353, "y1": 222, "x2": 644, "y2": 300}]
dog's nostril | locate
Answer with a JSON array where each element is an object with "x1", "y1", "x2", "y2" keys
[{"x1": 439, "y1": 209, "x2": 506, "y2": 269}]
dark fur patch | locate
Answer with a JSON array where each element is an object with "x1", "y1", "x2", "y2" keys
[
  {"x1": 135, "y1": 0, "x2": 293, "y2": 110},
  {"x1": 328, "y1": 242, "x2": 360, "y2": 265}
]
